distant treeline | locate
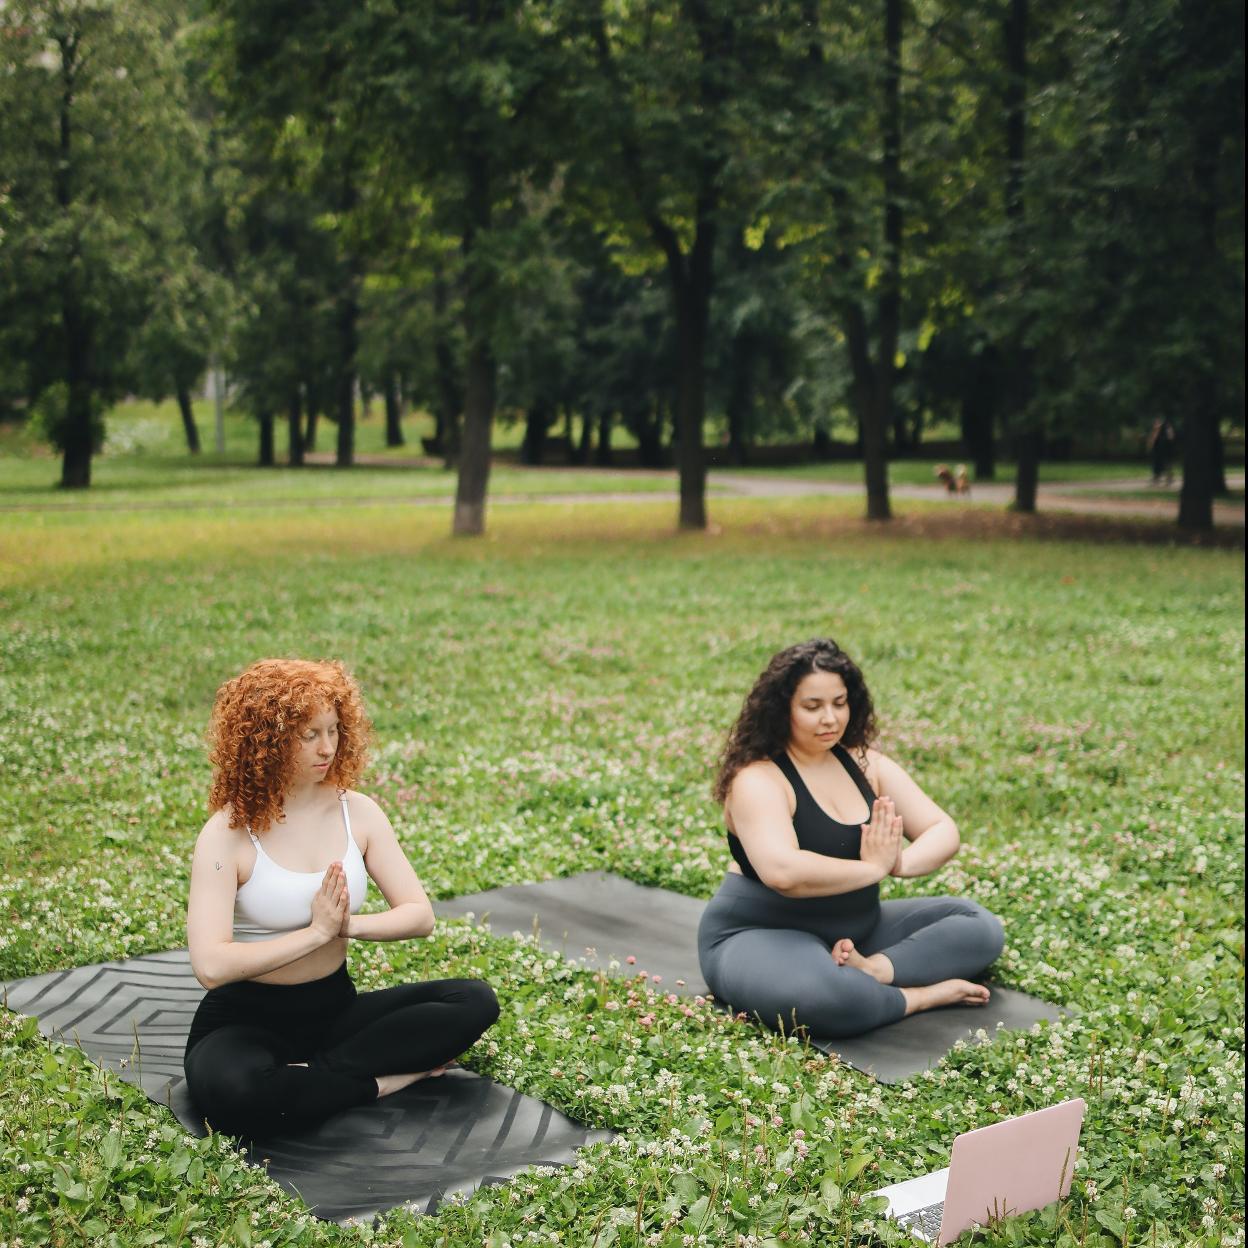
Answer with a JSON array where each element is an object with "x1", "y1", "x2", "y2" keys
[{"x1": 0, "y1": 0, "x2": 1242, "y2": 528}]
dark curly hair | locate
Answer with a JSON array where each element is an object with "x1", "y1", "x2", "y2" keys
[
  {"x1": 712, "y1": 639, "x2": 877, "y2": 804},
  {"x1": 208, "y1": 659, "x2": 372, "y2": 833}
]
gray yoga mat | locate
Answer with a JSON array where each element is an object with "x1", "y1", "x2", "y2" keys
[
  {"x1": 438, "y1": 871, "x2": 1065, "y2": 1084},
  {"x1": 1, "y1": 950, "x2": 611, "y2": 1221}
]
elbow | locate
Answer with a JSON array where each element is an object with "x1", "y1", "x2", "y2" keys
[
  {"x1": 758, "y1": 865, "x2": 802, "y2": 897},
  {"x1": 190, "y1": 946, "x2": 231, "y2": 991},
  {"x1": 416, "y1": 906, "x2": 436, "y2": 938},
  {"x1": 192, "y1": 961, "x2": 224, "y2": 991},
  {"x1": 946, "y1": 821, "x2": 961, "y2": 856}
]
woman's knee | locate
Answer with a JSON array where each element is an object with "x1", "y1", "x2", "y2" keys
[
  {"x1": 964, "y1": 901, "x2": 1005, "y2": 962},
  {"x1": 186, "y1": 1049, "x2": 279, "y2": 1131},
  {"x1": 446, "y1": 978, "x2": 500, "y2": 1031}
]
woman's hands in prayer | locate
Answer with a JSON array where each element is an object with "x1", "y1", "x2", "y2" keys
[
  {"x1": 310, "y1": 862, "x2": 350, "y2": 941},
  {"x1": 860, "y1": 795, "x2": 905, "y2": 879}
]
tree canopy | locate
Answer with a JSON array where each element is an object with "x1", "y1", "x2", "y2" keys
[{"x1": 0, "y1": 0, "x2": 1241, "y2": 527}]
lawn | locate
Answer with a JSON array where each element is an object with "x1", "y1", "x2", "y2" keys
[
  {"x1": 0, "y1": 492, "x2": 1243, "y2": 1247},
  {"x1": 0, "y1": 398, "x2": 1175, "y2": 512}
]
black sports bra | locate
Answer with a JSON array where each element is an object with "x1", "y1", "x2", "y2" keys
[{"x1": 728, "y1": 745, "x2": 881, "y2": 913}]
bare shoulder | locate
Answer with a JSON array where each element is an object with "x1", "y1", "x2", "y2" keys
[
  {"x1": 195, "y1": 810, "x2": 246, "y2": 854},
  {"x1": 729, "y1": 759, "x2": 793, "y2": 808},
  {"x1": 341, "y1": 790, "x2": 393, "y2": 847},
  {"x1": 192, "y1": 811, "x2": 251, "y2": 876}
]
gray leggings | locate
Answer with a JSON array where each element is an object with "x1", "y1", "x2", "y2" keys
[{"x1": 697, "y1": 871, "x2": 1005, "y2": 1038}]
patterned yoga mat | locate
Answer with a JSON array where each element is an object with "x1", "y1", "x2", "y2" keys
[{"x1": 2, "y1": 949, "x2": 611, "y2": 1221}]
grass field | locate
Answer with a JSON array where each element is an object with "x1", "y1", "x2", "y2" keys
[
  {"x1": 0, "y1": 398, "x2": 1174, "y2": 510},
  {"x1": 0, "y1": 483, "x2": 1243, "y2": 1246}
]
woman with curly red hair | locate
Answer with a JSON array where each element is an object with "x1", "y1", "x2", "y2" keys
[
  {"x1": 183, "y1": 659, "x2": 498, "y2": 1139},
  {"x1": 697, "y1": 639, "x2": 1004, "y2": 1039}
]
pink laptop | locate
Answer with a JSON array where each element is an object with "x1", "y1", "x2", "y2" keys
[{"x1": 867, "y1": 1098, "x2": 1086, "y2": 1245}]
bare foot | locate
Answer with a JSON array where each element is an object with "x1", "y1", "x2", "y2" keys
[
  {"x1": 831, "y1": 939, "x2": 895, "y2": 984},
  {"x1": 375, "y1": 1064, "x2": 453, "y2": 1099},
  {"x1": 900, "y1": 979, "x2": 991, "y2": 1016}
]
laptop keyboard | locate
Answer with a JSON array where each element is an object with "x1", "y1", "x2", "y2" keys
[{"x1": 894, "y1": 1201, "x2": 944, "y2": 1242}]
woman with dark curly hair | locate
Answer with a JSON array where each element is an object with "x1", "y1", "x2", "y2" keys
[
  {"x1": 697, "y1": 639, "x2": 1004, "y2": 1039},
  {"x1": 183, "y1": 658, "x2": 498, "y2": 1139}
]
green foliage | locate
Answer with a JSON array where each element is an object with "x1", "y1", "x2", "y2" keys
[{"x1": 0, "y1": 0, "x2": 203, "y2": 469}]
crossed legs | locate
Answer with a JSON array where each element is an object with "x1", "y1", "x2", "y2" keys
[
  {"x1": 703, "y1": 897, "x2": 1004, "y2": 1040},
  {"x1": 185, "y1": 977, "x2": 499, "y2": 1138}
]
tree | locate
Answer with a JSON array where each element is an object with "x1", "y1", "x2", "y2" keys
[
  {"x1": 569, "y1": 0, "x2": 796, "y2": 528},
  {"x1": 0, "y1": 0, "x2": 197, "y2": 486}
]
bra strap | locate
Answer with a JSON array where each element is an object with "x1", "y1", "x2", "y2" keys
[{"x1": 338, "y1": 793, "x2": 353, "y2": 838}]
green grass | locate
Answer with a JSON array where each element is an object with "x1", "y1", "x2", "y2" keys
[
  {"x1": 0, "y1": 400, "x2": 675, "y2": 505},
  {"x1": 1, "y1": 399, "x2": 1184, "y2": 512},
  {"x1": 0, "y1": 494, "x2": 1244, "y2": 1247}
]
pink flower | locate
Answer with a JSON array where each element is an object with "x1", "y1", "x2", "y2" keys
[
  {"x1": 639, "y1": 1014, "x2": 655, "y2": 1027},
  {"x1": 626, "y1": 956, "x2": 636, "y2": 965},
  {"x1": 652, "y1": 975, "x2": 662, "y2": 984}
]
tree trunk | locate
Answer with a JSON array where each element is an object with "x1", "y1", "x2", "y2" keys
[
  {"x1": 669, "y1": 229, "x2": 713, "y2": 530},
  {"x1": 258, "y1": 410, "x2": 275, "y2": 467},
  {"x1": 56, "y1": 38, "x2": 92, "y2": 490},
  {"x1": 59, "y1": 370, "x2": 93, "y2": 489},
  {"x1": 334, "y1": 284, "x2": 358, "y2": 468},
  {"x1": 863, "y1": 379, "x2": 892, "y2": 521},
  {"x1": 633, "y1": 404, "x2": 664, "y2": 467},
  {"x1": 452, "y1": 146, "x2": 496, "y2": 536},
  {"x1": 962, "y1": 349, "x2": 997, "y2": 480},
  {"x1": 1179, "y1": 405, "x2": 1216, "y2": 529},
  {"x1": 521, "y1": 399, "x2": 552, "y2": 465},
  {"x1": 1013, "y1": 430, "x2": 1042, "y2": 513},
  {"x1": 872, "y1": 0, "x2": 903, "y2": 517},
  {"x1": 595, "y1": 412, "x2": 613, "y2": 465},
  {"x1": 1005, "y1": 0, "x2": 1040, "y2": 512},
  {"x1": 384, "y1": 372, "x2": 405, "y2": 447},
  {"x1": 304, "y1": 399, "x2": 318, "y2": 453},
  {"x1": 576, "y1": 410, "x2": 593, "y2": 464},
  {"x1": 176, "y1": 381, "x2": 201, "y2": 454},
  {"x1": 453, "y1": 337, "x2": 495, "y2": 535},
  {"x1": 287, "y1": 387, "x2": 304, "y2": 466}
]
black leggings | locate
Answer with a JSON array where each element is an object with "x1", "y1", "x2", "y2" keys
[{"x1": 183, "y1": 963, "x2": 499, "y2": 1138}]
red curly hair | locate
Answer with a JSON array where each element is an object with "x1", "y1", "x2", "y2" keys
[{"x1": 208, "y1": 659, "x2": 371, "y2": 833}]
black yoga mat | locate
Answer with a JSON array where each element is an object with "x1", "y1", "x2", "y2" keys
[
  {"x1": 438, "y1": 871, "x2": 1066, "y2": 1085},
  {"x1": 1, "y1": 950, "x2": 611, "y2": 1221}
]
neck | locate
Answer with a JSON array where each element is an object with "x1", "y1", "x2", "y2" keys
[
  {"x1": 787, "y1": 740, "x2": 833, "y2": 768},
  {"x1": 282, "y1": 779, "x2": 332, "y2": 814}
]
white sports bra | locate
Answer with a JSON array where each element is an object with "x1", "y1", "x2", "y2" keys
[{"x1": 233, "y1": 794, "x2": 368, "y2": 942}]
